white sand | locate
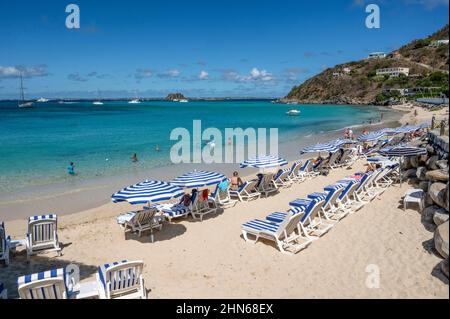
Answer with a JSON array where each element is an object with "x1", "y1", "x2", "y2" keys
[{"x1": 1, "y1": 105, "x2": 448, "y2": 299}]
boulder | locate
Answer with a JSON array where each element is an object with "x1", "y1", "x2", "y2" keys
[
  {"x1": 434, "y1": 221, "x2": 449, "y2": 259},
  {"x1": 436, "y1": 160, "x2": 448, "y2": 170},
  {"x1": 418, "y1": 181, "x2": 430, "y2": 192},
  {"x1": 440, "y1": 258, "x2": 449, "y2": 278},
  {"x1": 433, "y1": 210, "x2": 449, "y2": 226},
  {"x1": 410, "y1": 156, "x2": 420, "y2": 168},
  {"x1": 422, "y1": 205, "x2": 440, "y2": 223},
  {"x1": 444, "y1": 183, "x2": 449, "y2": 212},
  {"x1": 403, "y1": 168, "x2": 417, "y2": 179},
  {"x1": 424, "y1": 193, "x2": 435, "y2": 207},
  {"x1": 429, "y1": 182, "x2": 448, "y2": 210},
  {"x1": 419, "y1": 154, "x2": 429, "y2": 165},
  {"x1": 402, "y1": 158, "x2": 412, "y2": 170},
  {"x1": 426, "y1": 155, "x2": 440, "y2": 170},
  {"x1": 425, "y1": 169, "x2": 449, "y2": 183},
  {"x1": 416, "y1": 167, "x2": 428, "y2": 181}
]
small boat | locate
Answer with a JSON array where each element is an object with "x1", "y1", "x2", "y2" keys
[
  {"x1": 128, "y1": 99, "x2": 141, "y2": 104},
  {"x1": 36, "y1": 97, "x2": 49, "y2": 103},
  {"x1": 179, "y1": 99, "x2": 188, "y2": 103},
  {"x1": 93, "y1": 89, "x2": 104, "y2": 105},
  {"x1": 286, "y1": 109, "x2": 301, "y2": 116},
  {"x1": 18, "y1": 74, "x2": 33, "y2": 108}
]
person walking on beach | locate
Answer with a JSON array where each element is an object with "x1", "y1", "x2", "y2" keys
[
  {"x1": 348, "y1": 128, "x2": 354, "y2": 140},
  {"x1": 431, "y1": 115, "x2": 436, "y2": 129},
  {"x1": 67, "y1": 162, "x2": 75, "y2": 175}
]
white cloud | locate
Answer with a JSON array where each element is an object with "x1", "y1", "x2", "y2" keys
[
  {"x1": 222, "y1": 68, "x2": 275, "y2": 83},
  {"x1": 158, "y1": 69, "x2": 181, "y2": 78},
  {"x1": 199, "y1": 70, "x2": 209, "y2": 80},
  {"x1": 0, "y1": 65, "x2": 48, "y2": 79}
]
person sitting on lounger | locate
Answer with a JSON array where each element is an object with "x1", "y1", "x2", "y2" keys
[
  {"x1": 180, "y1": 189, "x2": 197, "y2": 207},
  {"x1": 230, "y1": 171, "x2": 244, "y2": 190},
  {"x1": 313, "y1": 155, "x2": 323, "y2": 165}
]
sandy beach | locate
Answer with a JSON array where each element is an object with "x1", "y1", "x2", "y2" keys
[{"x1": 0, "y1": 104, "x2": 448, "y2": 299}]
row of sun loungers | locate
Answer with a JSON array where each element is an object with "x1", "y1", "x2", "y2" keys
[
  {"x1": 241, "y1": 161, "x2": 400, "y2": 254},
  {"x1": 6, "y1": 260, "x2": 146, "y2": 299}
]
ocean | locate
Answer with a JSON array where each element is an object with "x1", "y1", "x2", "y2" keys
[{"x1": 0, "y1": 99, "x2": 399, "y2": 196}]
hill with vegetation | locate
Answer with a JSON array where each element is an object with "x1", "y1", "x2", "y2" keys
[{"x1": 284, "y1": 25, "x2": 449, "y2": 105}]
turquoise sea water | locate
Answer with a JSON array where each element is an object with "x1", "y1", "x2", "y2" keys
[{"x1": 0, "y1": 100, "x2": 395, "y2": 193}]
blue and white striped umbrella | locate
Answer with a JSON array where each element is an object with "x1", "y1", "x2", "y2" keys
[
  {"x1": 171, "y1": 170, "x2": 227, "y2": 188},
  {"x1": 112, "y1": 180, "x2": 184, "y2": 205},
  {"x1": 358, "y1": 130, "x2": 387, "y2": 142},
  {"x1": 240, "y1": 155, "x2": 288, "y2": 169},
  {"x1": 418, "y1": 122, "x2": 431, "y2": 129},
  {"x1": 378, "y1": 145, "x2": 427, "y2": 157},
  {"x1": 328, "y1": 138, "x2": 358, "y2": 147},
  {"x1": 393, "y1": 125, "x2": 419, "y2": 134},
  {"x1": 381, "y1": 127, "x2": 398, "y2": 135},
  {"x1": 301, "y1": 143, "x2": 338, "y2": 154}
]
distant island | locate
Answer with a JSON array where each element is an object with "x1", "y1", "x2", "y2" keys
[
  {"x1": 165, "y1": 93, "x2": 187, "y2": 101},
  {"x1": 282, "y1": 25, "x2": 449, "y2": 105}
]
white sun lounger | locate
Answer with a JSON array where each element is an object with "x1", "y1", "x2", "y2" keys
[
  {"x1": 335, "y1": 179, "x2": 362, "y2": 213},
  {"x1": 209, "y1": 184, "x2": 238, "y2": 209},
  {"x1": 191, "y1": 192, "x2": 217, "y2": 221},
  {"x1": 1, "y1": 221, "x2": 10, "y2": 265},
  {"x1": 120, "y1": 208, "x2": 163, "y2": 242},
  {"x1": 258, "y1": 173, "x2": 277, "y2": 197},
  {"x1": 229, "y1": 180, "x2": 261, "y2": 202},
  {"x1": 162, "y1": 192, "x2": 198, "y2": 221},
  {"x1": 97, "y1": 260, "x2": 147, "y2": 299},
  {"x1": 272, "y1": 169, "x2": 293, "y2": 189},
  {"x1": 266, "y1": 196, "x2": 331, "y2": 239},
  {"x1": 288, "y1": 197, "x2": 333, "y2": 237},
  {"x1": 325, "y1": 151, "x2": 341, "y2": 170},
  {"x1": 308, "y1": 184, "x2": 347, "y2": 221},
  {"x1": 26, "y1": 214, "x2": 61, "y2": 258},
  {"x1": 241, "y1": 212, "x2": 312, "y2": 255},
  {"x1": 17, "y1": 268, "x2": 74, "y2": 299},
  {"x1": 287, "y1": 161, "x2": 304, "y2": 182}
]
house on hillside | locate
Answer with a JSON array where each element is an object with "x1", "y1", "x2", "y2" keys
[
  {"x1": 429, "y1": 39, "x2": 449, "y2": 47},
  {"x1": 376, "y1": 67, "x2": 410, "y2": 77},
  {"x1": 368, "y1": 52, "x2": 387, "y2": 59}
]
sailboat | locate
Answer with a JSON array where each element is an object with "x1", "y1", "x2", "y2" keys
[
  {"x1": 93, "y1": 89, "x2": 104, "y2": 105},
  {"x1": 18, "y1": 74, "x2": 33, "y2": 108}
]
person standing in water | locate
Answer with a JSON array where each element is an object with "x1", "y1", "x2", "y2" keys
[
  {"x1": 131, "y1": 153, "x2": 138, "y2": 162},
  {"x1": 380, "y1": 112, "x2": 384, "y2": 122},
  {"x1": 67, "y1": 162, "x2": 75, "y2": 175},
  {"x1": 155, "y1": 145, "x2": 161, "y2": 152}
]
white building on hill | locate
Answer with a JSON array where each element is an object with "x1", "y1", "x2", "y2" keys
[
  {"x1": 368, "y1": 52, "x2": 386, "y2": 59},
  {"x1": 376, "y1": 67, "x2": 410, "y2": 77}
]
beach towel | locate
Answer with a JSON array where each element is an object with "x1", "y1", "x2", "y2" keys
[{"x1": 218, "y1": 180, "x2": 229, "y2": 191}]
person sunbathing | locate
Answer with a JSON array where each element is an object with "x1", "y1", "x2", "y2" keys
[{"x1": 230, "y1": 171, "x2": 244, "y2": 190}]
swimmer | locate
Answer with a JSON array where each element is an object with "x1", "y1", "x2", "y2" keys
[
  {"x1": 67, "y1": 162, "x2": 75, "y2": 175},
  {"x1": 155, "y1": 145, "x2": 161, "y2": 152},
  {"x1": 131, "y1": 153, "x2": 138, "y2": 162}
]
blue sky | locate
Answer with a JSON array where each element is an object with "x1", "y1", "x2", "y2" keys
[{"x1": 0, "y1": 0, "x2": 448, "y2": 98}]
